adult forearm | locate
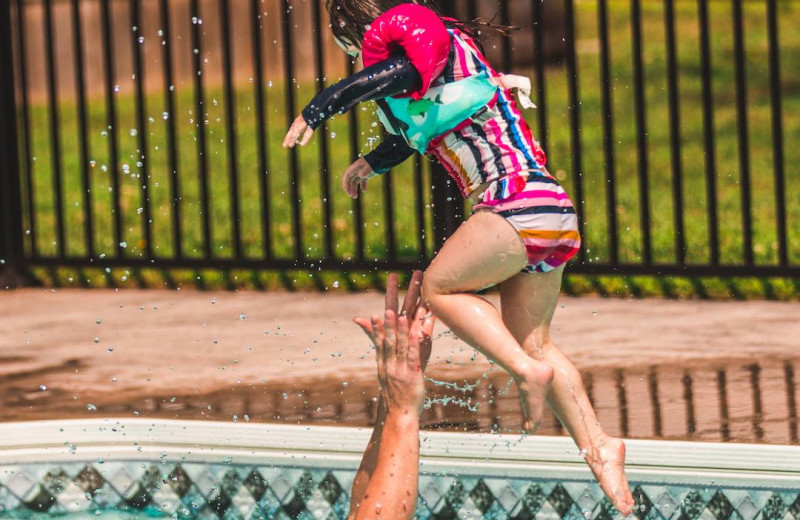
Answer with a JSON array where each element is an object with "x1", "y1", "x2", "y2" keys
[
  {"x1": 347, "y1": 398, "x2": 387, "y2": 519},
  {"x1": 353, "y1": 411, "x2": 420, "y2": 520}
]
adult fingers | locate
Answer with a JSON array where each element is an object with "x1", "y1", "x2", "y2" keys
[
  {"x1": 401, "y1": 270, "x2": 423, "y2": 317},
  {"x1": 371, "y1": 315, "x2": 385, "y2": 363},
  {"x1": 396, "y1": 315, "x2": 410, "y2": 363},
  {"x1": 385, "y1": 274, "x2": 399, "y2": 315},
  {"x1": 383, "y1": 310, "x2": 397, "y2": 363},
  {"x1": 353, "y1": 316, "x2": 375, "y2": 344},
  {"x1": 360, "y1": 180, "x2": 367, "y2": 194},
  {"x1": 405, "y1": 314, "x2": 422, "y2": 370}
]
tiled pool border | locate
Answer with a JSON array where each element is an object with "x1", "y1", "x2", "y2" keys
[{"x1": 0, "y1": 419, "x2": 799, "y2": 518}]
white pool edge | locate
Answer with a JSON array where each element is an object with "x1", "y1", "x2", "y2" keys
[{"x1": 1, "y1": 419, "x2": 798, "y2": 488}]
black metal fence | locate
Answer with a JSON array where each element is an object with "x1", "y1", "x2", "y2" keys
[{"x1": 0, "y1": 0, "x2": 798, "y2": 285}]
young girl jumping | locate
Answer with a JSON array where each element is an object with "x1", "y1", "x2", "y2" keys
[{"x1": 283, "y1": 0, "x2": 634, "y2": 513}]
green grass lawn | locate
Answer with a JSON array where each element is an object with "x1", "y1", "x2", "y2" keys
[{"x1": 17, "y1": 1, "x2": 800, "y2": 296}]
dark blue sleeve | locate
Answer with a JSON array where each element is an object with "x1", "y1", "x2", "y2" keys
[
  {"x1": 364, "y1": 134, "x2": 415, "y2": 175},
  {"x1": 301, "y1": 55, "x2": 422, "y2": 130}
]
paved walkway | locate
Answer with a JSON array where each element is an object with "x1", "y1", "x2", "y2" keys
[{"x1": 1, "y1": 288, "x2": 799, "y2": 442}]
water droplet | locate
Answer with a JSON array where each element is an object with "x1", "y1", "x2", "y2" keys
[
  {"x1": 162, "y1": 111, "x2": 169, "y2": 120},
  {"x1": 137, "y1": 207, "x2": 144, "y2": 215},
  {"x1": 330, "y1": 132, "x2": 337, "y2": 139},
  {"x1": 107, "y1": 346, "x2": 114, "y2": 353},
  {"x1": 119, "y1": 242, "x2": 128, "y2": 248},
  {"x1": 39, "y1": 384, "x2": 47, "y2": 391},
  {"x1": 239, "y1": 313, "x2": 247, "y2": 320},
  {"x1": 332, "y1": 281, "x2": 340, "y2": 288},
  {"x1": 94, "y1": 337, "x2": 100, "y2": 343},
  {"x1": 87, "y1": 404, "x2": 97, "y2": 411}
]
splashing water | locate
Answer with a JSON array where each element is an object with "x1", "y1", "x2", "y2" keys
[
  {"x1": 423, "y1": 395, "x2": 478, "y2": 413},
  {"x1": 424, "y1": 374, "x2": 485, "y2": 393}
]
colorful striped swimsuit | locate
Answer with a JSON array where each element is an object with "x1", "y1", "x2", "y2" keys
[{"x1": 427, "y1": 29, "x2": 581, "y2": 273}]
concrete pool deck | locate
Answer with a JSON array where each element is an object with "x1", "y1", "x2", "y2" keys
[{"x1": 1, "y1": 288, "x2": 799, "y2": 442}]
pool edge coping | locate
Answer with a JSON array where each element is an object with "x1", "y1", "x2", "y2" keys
[{"x1": 0, "y1": 419, "x2": 798, "y2": 488}]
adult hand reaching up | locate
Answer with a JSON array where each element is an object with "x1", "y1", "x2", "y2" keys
[{"x1": 349, "y1": 271, "x2": 436, "y2": 520}]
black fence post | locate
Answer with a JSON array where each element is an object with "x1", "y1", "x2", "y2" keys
[
  {"x1": 0, "y1": 0, "x2": 33, "y2": 288},
  {"x1": 431, "y1": 0, "x2": 465, "y2": 251}
]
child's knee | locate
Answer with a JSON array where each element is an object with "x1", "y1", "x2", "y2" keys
[
  {"x1": 541, "y1": 341, "x2": 558, "y2": 356},
  {"x1": 420, "y1": 273, "x2": 438, "y2": 304},
  {"x1": 524, "y1": 338, "x2": 556, "y2": 360},
  {"x1": 421, "y1": 270, "x2": 448, "y2": 305}
]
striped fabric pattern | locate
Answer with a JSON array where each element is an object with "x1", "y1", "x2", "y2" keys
[
  {"x1": 427, "y1": 28, "x2": 548, "y2": 197},
  {"x1": 427, "y1": 28, "x2": 581, "y2": 272},
  {"x1": 474, "y1": 172, "x2": 581, "y2": 273}
]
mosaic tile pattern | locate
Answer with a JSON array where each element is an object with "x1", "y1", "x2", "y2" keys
[{"x1": 1, "y1": 461, "x2": 799, "y2": 519}]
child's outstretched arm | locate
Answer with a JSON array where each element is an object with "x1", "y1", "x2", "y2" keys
[
  {"x1": 342, "y1": 134, "x2": 415, "y2": 199},
  {"x1": 282, "y1": 55, "x2": 421, "y2": 148}
]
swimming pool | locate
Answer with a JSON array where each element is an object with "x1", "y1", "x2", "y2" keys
[{"x1": 1, "y1": 419, "x2": 798, "y2": 519}]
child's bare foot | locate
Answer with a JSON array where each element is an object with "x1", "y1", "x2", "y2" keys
[
  {"x1": 515, "y1": 362, "x2": 554, "y2": 433},
  {"x1": 584, "y1": 437, "x2": 634, "y2": 516}
]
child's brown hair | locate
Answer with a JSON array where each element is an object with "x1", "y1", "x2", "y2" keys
[{"x1": 326, "y1": 0, "x2": 514, "y2": 50}]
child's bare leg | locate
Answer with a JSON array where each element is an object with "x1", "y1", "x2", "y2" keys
[
  {"x1": 422, "y1": 211, "x2": 554, "y2": 433},
  {"x1": 500, "y1": 267, "x2": 634, "y2": 515}
]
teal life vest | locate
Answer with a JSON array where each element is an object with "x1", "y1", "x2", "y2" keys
[{"x1": 377, "y1": 71, "x2": 499, "y2": 153}]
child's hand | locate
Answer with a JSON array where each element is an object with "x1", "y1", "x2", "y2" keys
[
  {"x1": 282, "y1": 115, "x2": 314, "y2": 148},
  {"x1": 342, "y1": 158, "x2": 374, "y2": 199}
]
